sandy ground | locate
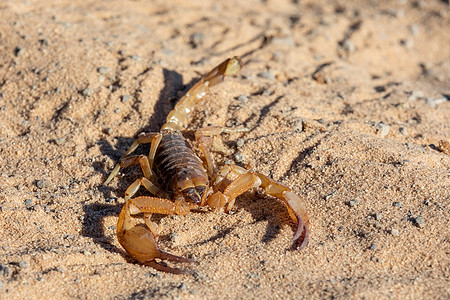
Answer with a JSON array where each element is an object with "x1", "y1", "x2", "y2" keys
[{"x1": 0, "y1": 0, "x2": 449, "y2": 299}]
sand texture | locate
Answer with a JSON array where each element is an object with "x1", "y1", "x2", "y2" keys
[{"x1": 0, "y1": 0, "x2": 449, "y2": 299}]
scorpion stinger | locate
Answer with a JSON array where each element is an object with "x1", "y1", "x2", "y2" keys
[{"x1": 104, "y1": 56, "x2": 309, "y2": 274}]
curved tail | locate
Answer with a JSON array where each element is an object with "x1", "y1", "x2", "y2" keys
[{"x1": 161, "y1": 57, "x2": 242, "y2": 131}]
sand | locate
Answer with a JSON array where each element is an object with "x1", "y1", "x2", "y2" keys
[{"x1": 0, "y1": 0, "x2": 449, "y2": 299}]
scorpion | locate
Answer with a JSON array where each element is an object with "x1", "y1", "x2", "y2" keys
[{"x1": 104, "y1": 57, "x2": 309, "y2": 274}]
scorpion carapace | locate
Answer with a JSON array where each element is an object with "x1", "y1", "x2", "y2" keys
[{"x1": 104, "y1": 57, "x2": 309, "y2": 274}]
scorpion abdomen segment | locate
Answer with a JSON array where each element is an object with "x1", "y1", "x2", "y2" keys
[{"x1": 154, "y1": 132, "x2": 208, "y2": 191}]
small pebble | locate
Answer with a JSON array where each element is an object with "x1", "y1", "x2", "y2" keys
[
  {"x1": 170, "y1": 233, "x2": 179, "y2": 242},
  {"x1": 36, "y1": 179, "x2": 46, "y2": 189},
  {"x1": 190, "y1": 32, "x2": 204, "y2": 48},
  {"x1": 399, "y1": 126, "x2": 408, "y2": 136},
  {"x1": 237, "y1": 95, "x2": 249, "y2": 102},
  {"x1": 56, "y1": 266, "x2": 66, "y2": 273},
  {"x1": 392, "y1": 201, "x2": 402, "y2": 208},
  {"x1": 0, "y1": 280, "x2": 2, "y2": 290},
  {"x1": 369, "y1": 243, "x2": 377, "y2": 250},
  {"x1": 97, "y1": 67, "x2": 111, "y2": 75},
  {"x1": 348, "y1": 199, "x2": 359, "y2": 207},
  {"x1": 376, "y1": 123, "x2": 390, "y2": 137},
  {"x1": 14, "y1": 46, "x2": 24, "y2": 56},
  {"x1": 340, "y1": 39, "x2": 355, "y2": 53},
  {"x1": 37, "y1": 277, "x2": 44, "y2": 282},
  {"x1": 114, "y1": 108, "x2": 120, "y2": 114},
  {"x1": 39, "y1": 39, "x2": 50, "y2": 46},
  {"x1": 391, "y1": 229, "x2": 399, "y2": 236},
  {"x1": 105, "y1": 197, "x2": 117, "y2": 203},
  {"x1": 234, "y1": 153, "x2": 245, "y2": 163},
  {"x1": 82, "y1": 88, "x2": 93, "y2": 97},
  {"x1": 19, "y1": 261, "x2": 30, "y2": 269},
  {"x1": 425, "y1": 97, "x2": 446, "y2": 108},
  {"x1": 121, "y1": 95, "x2": 130, "y2": 103},
  {"x1": 413, "y1": 216, "x2": 425, "y2": 228},
  {"x1": 103, "y1": 128, "x2": 113, "y2": 135},
  {"x1": 408, "y1": 90, "x2": 424, "y2": 101},
  {"x1": 24, "y1": 198, "x2": 33, "y2": 207},
  {"x1": 257, "y1": 71, "x2": 275, "y2": 80},
  {"x1": 82, "y1": 250, "x2": 91, "y2": 256},
  {"x1": 0, "y1": 264, "x2": 11, "y2": 276},
  {"x1": 236, "y1": 138, "x2": 244, "y2": 147},
  {"x1": 130, "y1": 55, "x2": 141, "y2": 62},
  {"x1": 65, "y1": 234, "x2": 74, "y2": 239},
  {"x1": 375, "y1": 212, "x2": 382, "y2": 221}
]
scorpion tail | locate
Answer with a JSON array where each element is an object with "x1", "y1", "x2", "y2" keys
[{"x1": 161, "y1": 57, "x2": 242, "y2": 132}]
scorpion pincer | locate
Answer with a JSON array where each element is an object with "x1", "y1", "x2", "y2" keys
[{"x1": 104, "y1": 57, "x2": 309, "y2": 274}]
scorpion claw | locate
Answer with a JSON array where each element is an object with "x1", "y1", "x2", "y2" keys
[{"x1": 117, "y1": 201, "x2": 196, "y2": 274}]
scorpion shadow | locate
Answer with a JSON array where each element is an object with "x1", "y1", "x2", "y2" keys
[{"x1": 82, "y1": 68, "x2": 184, "y2": 254}]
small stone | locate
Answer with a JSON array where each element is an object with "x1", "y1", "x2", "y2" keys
[
  {"x1": 399, "y1": 126, "x2": 408, "y2": 136},
  {"x1": 257, "y1": 71, "x2": 275, "y2": 80},
  {"x1": 236, "y1": 138, "x2": 245, "y2": 147},
  {"x1": 105, "y1": 197, "x2": 117, "y2": 203},
  {"x1": 114, "y1": 108, "x2": 120, "y2": 114},
  {"x1": 121, "y1": 95, "x2": 130, "y2": 103},
  {"x1": 375, "y1": 212, "x2": 382, "y2": 221},
  {"x1": 408, "y1": 24, "x2": 420, "y2": 36},
  {"x1": 65, "y1": 234, "x2": 74, "y2": 239},
  {"x1": 130, "y1": 55, "x2": 141, "y2": 62},
  {"x1": 400, "y1": 38, "x2": 414, "y2": 49},
  {"x1": 237, "y1": 95, "x2": 249, "y2": 102},
  {"x1": 24, "y1": 198, "x2": 33, "y2": 207},
  {"x1": 14, "y1": 46, "x2": 24, "y2": 56},
  {"x1": 348, "y1": 199, "x2": 359, "y2": 207},
  {"x1": 0, "y1": 280, "x2": 2, "y2": 290},
  {"x1": 19, "y1": 261, "x2": 30, "y2": 269},
  {"x1": 234, "y1": 153, "x2": 245, "y2": 163},
  {"x1": 391, "y1": 228, "x2": 399, "y2": 236},
  {"x1": 39, "y1": 39, "x2": 50, "y2": 46},
  {"x1": 37, "y1": 277, "x2": 44, "y2": 282},
  {"x1": 413, "y1": 216, "x2": 425, "y2": 228},
  {"x1": 408, "y1": 90, "x2": 424, "y2": 101},
  {"x1": 82, "y1": 250, "x2": 91, "y2": 256},
  {"x1": 0, "y1": 264, "x2": 11, "y2": 276},
  {"x1": 97, "y1": 67, "x2": 111, "y2": 75},
  {"x1": 376, "y1": 123, "x2": 390, "y2": 137},
  {"x1": 340, "y1": 39, "x2": 355, "y2": 53},
  {"x1": 369, "y1": 243, "x2": 377, "y2": 250},
  {"x1": 36, "y1": 179, "x2": 46, "y2": 189},
  {"x1": 82, "y1": 88, "x2": 93, "y2": 97},
  {"x1": 425, "y1": 97, "x2": 446, "y2": 108},
  {"x1": 189, "y1": 32, "x2": 204, "y2": 48},
  {"x1": 170, "y1": 233, "x2": 179, "y2": 242},
  {"x1": 392, "y1": 201, "x2": 402, "y2": 208},
  {"x1": 103, "y1": 128, "x2": 112, "y2": 135},
  {"x1": 56, "y1": 266, "x2": 66, "y2": 273},
  {"x1": 53, "y1": 137, "x2": 65, "y2": 145}
]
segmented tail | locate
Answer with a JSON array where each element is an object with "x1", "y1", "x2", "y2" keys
[{"x1": 161, "y1": 57, "x2": 241, "y2": 131}]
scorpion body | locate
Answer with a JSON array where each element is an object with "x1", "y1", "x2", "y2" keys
[
  {"x1": 154, "y1": 131, "x2": 208, "y2": 203},
  {"x1": 104, "y1": 57, "x2": 309, "y2": 274}
]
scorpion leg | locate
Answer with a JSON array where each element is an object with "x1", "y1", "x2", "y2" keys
[
  {"x1": 104, "y1": 132, "x2": 162, "y2": 185},
  {"x1": 195, "y1": 126, "x2": 248, "y2": 179},
  {"x1": 117, "y1": 196, "x2": 195, "y2": 274},
  {"x1": 207, "y1": 166, "x2": 309, "y2": 250}
]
